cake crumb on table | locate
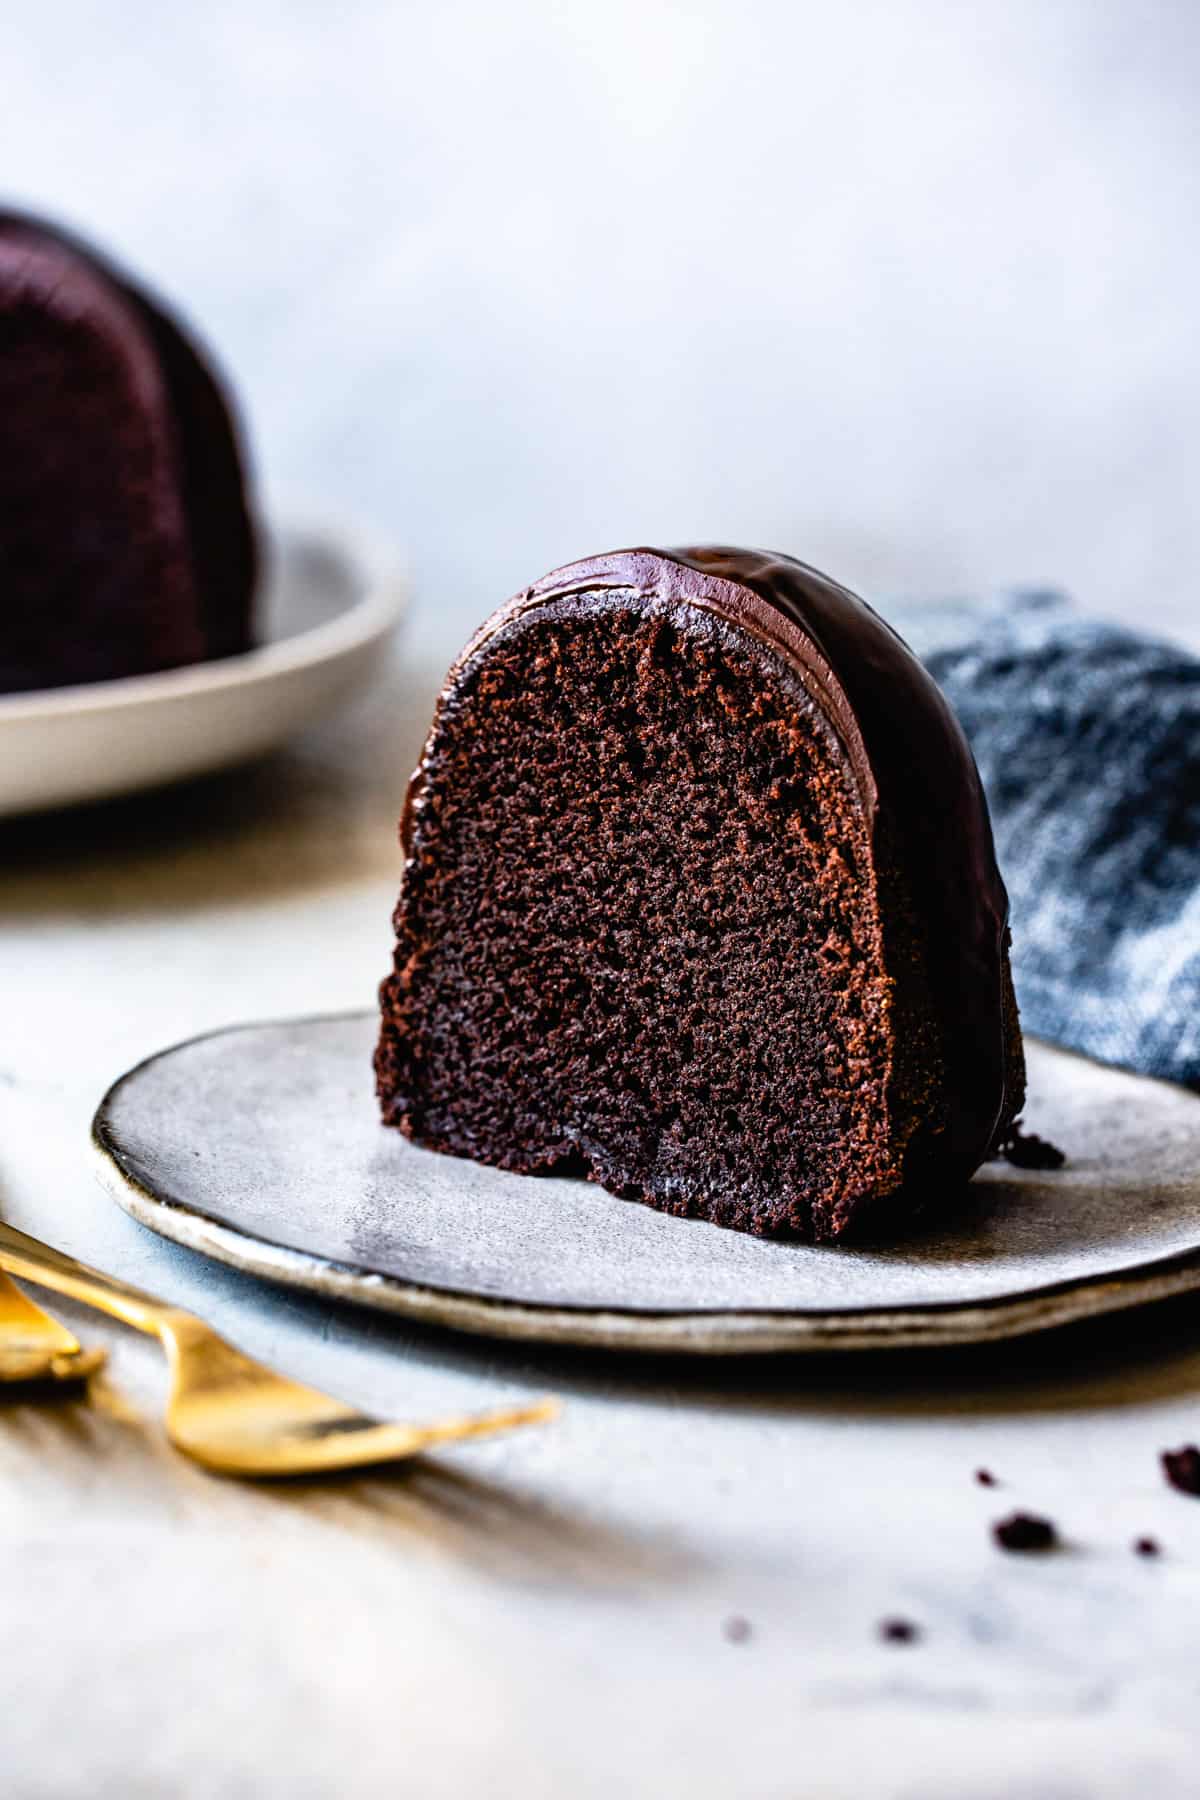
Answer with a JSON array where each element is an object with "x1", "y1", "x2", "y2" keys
[
  {"x1": 1161, "y1": 1445, "x2": 1200, "y2": 1496},
  {"x1": 878, "y1": 1618, "x2": 920, "y2": 1644},
  {"x1": 993, "y1": 1511, "x2": 1058, "y2": 1552}
]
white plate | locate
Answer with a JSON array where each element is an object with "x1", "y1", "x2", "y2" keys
[
  {"x1": 93, "y1": 1014, "x2": 1200, "y2": 1355},
  {"x1": 0, "y1": 521, "x2": 406, "y2": 816}
]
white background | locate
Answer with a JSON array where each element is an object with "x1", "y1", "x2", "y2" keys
[{"x1": 6, "y1": 0, "x2": 1198, "y2": 648}]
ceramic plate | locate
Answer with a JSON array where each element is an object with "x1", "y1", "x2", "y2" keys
[
  {"x1": 91, "y1": 1013, "x2": 1200, "y2": 1355},
  {"x1": 0, "y1": 521, "x2": 406, "y2": 817}
]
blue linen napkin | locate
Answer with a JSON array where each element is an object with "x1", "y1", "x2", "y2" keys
[{"x1": 889, "y1": 591, "x2": 1200, "y2": 1092}]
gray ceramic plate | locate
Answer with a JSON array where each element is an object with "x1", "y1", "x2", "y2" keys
[{"x1": 92, "y1": 1013, "x2": 1200, "y2": 1355}]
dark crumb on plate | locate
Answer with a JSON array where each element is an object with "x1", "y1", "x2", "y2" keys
[
  {"x1": 992, "y1": 1120, "x2": 1066, "y2": 1170},
  {"x1": 1161, "y1": 1445, "x2": 1200, "y2": 1496},
  {"x1": 975, "y1": 1468, "x2": 998, "y2": 1487},
  {"x1": 1134, "y1": 1537, "x2": 1161, "y2": 1557},
  {"x1": 878, "y1": 1617, "x2": 920, "y2": 1644},
  {"x1": 722, "y1": 1615, "x2": 752, "y2": 1644},
  {"x1": 993, "y1": 1511, "x2": 1058, "y2": 1552}
]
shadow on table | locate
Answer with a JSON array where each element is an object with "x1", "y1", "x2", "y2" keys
[
  {"x1": 270, "y1": 1458, "x2": 703, "y2": 1592},
  {"x1": 0, "y1": 1354, "x2": 697, "y2": 1593},
  {"x1": 219, "y1": 1255, "x2": 1200, "y2": 1425},
  {"x1": 0, "y1": 1367, "x2": 167, "y2": 1464}
]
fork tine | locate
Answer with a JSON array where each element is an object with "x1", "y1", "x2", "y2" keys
[
  {"x1": 0, "y1": 1269, "x2": 106, "y2": 1383},
  {"x1": 170, "y1": 1396, "x2": 560, "y2": 1477}
]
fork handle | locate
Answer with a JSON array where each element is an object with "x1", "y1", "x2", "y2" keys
[{"x1": 0, "y1": 1219, "x2": 172, "y2": 1337}]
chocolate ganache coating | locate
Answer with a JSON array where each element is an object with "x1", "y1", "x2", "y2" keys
[
  {"x1": 632, "y1": 546, "x2": 1016, "y2": 1177},
  {"x1": 381, "y1": 544, "x2": 1025, "y2": 1239}
]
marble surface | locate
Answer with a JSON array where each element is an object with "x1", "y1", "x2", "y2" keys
[{"x1": 4, "y1": 637, "x2": 1200, "y2": 1799}]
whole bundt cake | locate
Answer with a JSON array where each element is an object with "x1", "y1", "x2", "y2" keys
[
  {"x1": 376, "y1": 546, "x2": 1025, "y2": 1242},
  {"x1": 0, "y1": 209, "x2": 256, "y2": 695}
]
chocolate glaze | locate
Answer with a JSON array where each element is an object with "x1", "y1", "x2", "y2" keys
[
  {"x1": 406, "y1": 546, "x2": 1016, "y2": 1178},
  {"x1": 0, "y1": 208, "x2": 256, "y2": 662}
]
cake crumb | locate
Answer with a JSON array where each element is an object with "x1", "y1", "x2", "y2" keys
[
  {"x1": 993, "y1": 1511, "x2": 1058, "y2": 1552},
  {"x1": 995, "y1": 1120, "x2": 1066, "y2": 1170},
  {"x1": 1161, "y1": 1445, "x2": 1200, "y2": 1496},
  {"x1": 974, "y1": 1467, "x2": 998, "y2": 1487},
  {"x1": 878, "y1": 1617, "x2": 920, "y2": 1644},
  {"x1": 1135, "y1": 1536, "x2": 1161, "y2": 1557},
  {"x1": 722, "y1": 1615, "x2": 752, "y2": 1644}
]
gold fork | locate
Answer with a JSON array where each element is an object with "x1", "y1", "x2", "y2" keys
[
  {"x1": 0, "y1": 1220, "x2": 557, "y2": 1476},
  {"x1": 0, "y1": 1267, "x2": 106, "y2": 1384}
]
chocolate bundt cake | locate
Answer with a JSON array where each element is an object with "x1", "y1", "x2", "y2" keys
[
  {"x1": 0, "y1": 210, "x2": 255, "y2": 695},
  {"x1": 376, "y1": 547, "x2": 1025, "y2": 1241}
]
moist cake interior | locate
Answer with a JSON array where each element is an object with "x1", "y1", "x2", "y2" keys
[{"x1": 378, "y1": 592, "x2": 951, "y2": 1241}]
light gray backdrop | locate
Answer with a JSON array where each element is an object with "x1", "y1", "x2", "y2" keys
[{"x1": 7, "y1": 1, "x2": 1198, "y2": 650}]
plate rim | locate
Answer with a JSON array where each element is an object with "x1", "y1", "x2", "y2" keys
[
  {"x1": 91, "y1": 1011, "x2": 1200, "y2": 1356},
  {"x1": 0, "y1": 514, "x2": 407, "y2": 723}
]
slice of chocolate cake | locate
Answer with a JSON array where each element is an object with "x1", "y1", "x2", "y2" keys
[
  {"x1": 376, "y1": 547, "x2": 1025, "y2": 1241},
  {"x1": 0, "y1": 209, "x2": 256, "y2": 695}
]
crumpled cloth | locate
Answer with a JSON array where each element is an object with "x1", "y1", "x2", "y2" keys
[{"x1": 889, "y1": 590, "x2": 1200, "y2": 1092}]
